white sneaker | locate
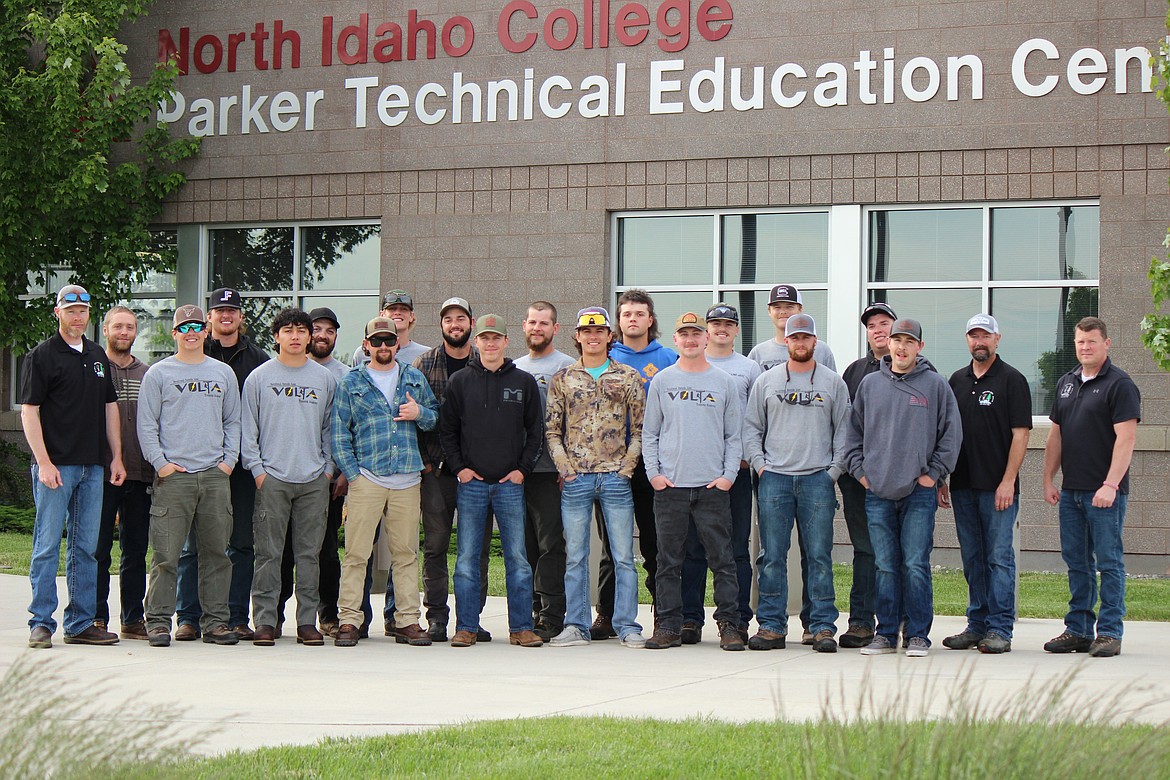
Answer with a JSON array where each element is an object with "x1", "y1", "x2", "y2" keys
[
  {"x1": 550, "y1": 626, "x2": 591, "y2": 647},
  {"x1": 905, "y1": 636, "x2": 930, "y2": 657},
  {"x1": 620, "y1": 631, "x2": 647, "y2": 648}
]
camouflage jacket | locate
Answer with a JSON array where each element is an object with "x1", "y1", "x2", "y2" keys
[{"x1": 544, "y1": 359, "x2": 644, "y2": 478}]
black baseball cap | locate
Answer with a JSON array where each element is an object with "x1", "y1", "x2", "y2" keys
[
  {"x1": 308, "y1": 307, "x2": 341, "y2": 329},
  {"x1": 209, "y1": 288, "x2": 242, "y2": 310},
  {"x1": 382, "y1": 290, "x2": 413, "y2": 310},
  {"x1": 860, "y1": 302, "x2": 897, "y2": 325},
  {"x1": 705, "y1": 303, "x2": 739, "y2": 324}
]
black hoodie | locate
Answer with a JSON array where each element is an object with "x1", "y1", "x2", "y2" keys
[{"x1": 439, "y1": 357, "x2": 543, "y2": 481}]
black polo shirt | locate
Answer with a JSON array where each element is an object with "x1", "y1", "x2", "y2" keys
[
  {"x1": 948, "y1": 356, "x2": 1033, "y2": 493},
  {"x1": 20, "y1": 333, "x2": 117, "y2": 466},
  {"x1": 1049, "y1": 357, "x2": 1141, "y2": 493}
]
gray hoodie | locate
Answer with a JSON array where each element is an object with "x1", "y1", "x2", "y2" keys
[{"x1": 844, "y1": 355, "x2": 962, "y2": 501}]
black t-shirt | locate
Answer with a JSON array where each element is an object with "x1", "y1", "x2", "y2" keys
[
  {"x1": 1049, "y1": 358, "x2": 1142, "y2": 493},
  {"x1": 948, "y1": 357, "x2": 1033, "y2": 493},
  {"x1": 445, "y1": 351, "x2": 470, "y2": 377},
  {"x1": 20, "y1": 333, "x2": 117, "y2": 465}
]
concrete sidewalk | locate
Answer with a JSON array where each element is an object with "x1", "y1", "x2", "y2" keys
[{"x1": 2, "y1": 574, "x2": 1167, "y2": 756}]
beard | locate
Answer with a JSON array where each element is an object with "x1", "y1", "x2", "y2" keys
[
  {"x1": 972, "y1": 348, "x2": 991, "y2": 363},
  {"x1": 372, "y1": 349, "x2": 396, "y2": 366},
  {"x1": 789, "y1": 347, "x2": 814, "y2": 363},
  {"x1": 525, "y1": 331, "x2": 553, "y2": 351},
  {"x1": 443, "y1": 330, "x2": 470, "y2": 349},
  {"x1": 309, "y1": 339, "x2": 334, "y2": 359}
]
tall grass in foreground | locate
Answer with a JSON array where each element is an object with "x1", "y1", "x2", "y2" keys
[
  {"x1": 0, "y1": 654, "x2": 216, "y2": 777},
  {"x1": 129, "y1": 663, "x2": 1170, "y2": 779}
]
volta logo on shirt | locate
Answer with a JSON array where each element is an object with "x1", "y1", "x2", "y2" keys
[
  {"x1": 978, "y1": 390, "x2": 995, "y2": 406},
  {"x1": 270, "y1": 385, "x2": 320, "y2": 401},
  {"x1": 666, "y1": 388, "x2": 717, "y2": 406},
  {"x1": 173, "y1": 380, "x2": 224, "y2": 396}
]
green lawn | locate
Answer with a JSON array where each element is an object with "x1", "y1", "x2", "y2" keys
[{"x1": 2, "y1": 532, "x2": 1167, "y2": 621}]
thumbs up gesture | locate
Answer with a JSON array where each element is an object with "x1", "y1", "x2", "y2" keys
[{"x1": 395, "y1": 391, "x2": 421, "y2": 421}]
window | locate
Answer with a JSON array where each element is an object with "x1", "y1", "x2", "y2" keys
[{"x1": 205, "y1": 222, "x2": 380, "y2": 355}]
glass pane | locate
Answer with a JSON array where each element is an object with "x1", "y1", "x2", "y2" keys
[
  {"x1": 722, "y1": 212, "x2": 829, "y2": 284},
  {"x1": 619, "y1": 291, "x2": 716, "y2": 347},
  {"x1": 618, "y1": 216, "x2": 713, "y2": 286},
  {"x1": 869, "y1": 209, "x2": 982, "y2": 282},
  {"x1": 992, "y1": 286, "x2": 1098, "y2": 414},
  {"x1": 876, "y1": 288, "x2": 982, "y2": 377},
  {"x1": 121, "y1": 298, "x2": 179, "y2": 366},
  {"x1": 301, "y1": 225, "x2": 381, "y2": 291},
  {"x1": 209, "y1": 227, "x2": 294, "y2": 291},
  {"x1": 727, "y1": 289, "x2": 829, "y2": 356},
  {"x1": 300, "y1": 294, "x2": 380, "y2": 366},
  {"x1": 991, "y1": 206, "x2": 1099, "y2": 281},
  {"x1": 234, "y1": 296, "x2": 291, "y2": 354}
]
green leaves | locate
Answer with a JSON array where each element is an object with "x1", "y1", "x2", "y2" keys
[{"x1": 1145, "y1": 5, "x2": 1170, "y2": 373}]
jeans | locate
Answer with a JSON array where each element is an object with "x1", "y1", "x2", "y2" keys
[
  {"x1": 562, "y1": 472, "x2": 641, "y2": 638},
  {"x1": 596, "y1": 457, "x2": 656, "y2": 618},
  {"x1": 681, "y1": 466, "x2": 753, "y2": 627},
  {"x1": 454, "y1": 479, "x2": 533, "y2": 633},
  {"x1": 1059, "y1": 490, "x2": 1127, "y2": 639},
  {"x1": 28, "y1": 464, "x2": 104, "y2": 636},
  {"x1": 524, "y1": 471, "x2": 567, "y2": 628},
  {"x1": 176, "y1": 465, "x2": 253, "y2": 628},
  {"x1": 866, "y1": 483, "x2": 937, "y2": 644},
  {"x1": 951, "y1": 488, "x2": 1017, "y2": 639},
  {"x1": 837, "y1": 473, "x2": 876, "y2": 630},
  {"x1": 96, "y1": 479, "x2": 152, "y2": 626},
  {"x1": 654, "y1": 486, "x2": 739, "y2": 634},
  {"x1": 755, "y1": 470, "x2": 839, "y2": 636}
]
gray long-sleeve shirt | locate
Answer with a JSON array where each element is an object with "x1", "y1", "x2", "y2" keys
[
  {"x1": 743, "y1": 361, "x2": 851, "y2": 480},
  {"x1": 241, "y1": 359, "x2": 337, "y2": 483},
  {"x1": 643, "y1": 364, "x2": 742, "y2": 487},
  {"x1": 137, "y1": 356, "x2": 241, "y2": 473}
]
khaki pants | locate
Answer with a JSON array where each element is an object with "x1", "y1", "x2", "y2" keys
[{"x1": 338, "y1": 476, "x2": 421, "y2": 628}]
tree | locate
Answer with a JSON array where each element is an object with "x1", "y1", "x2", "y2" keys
[
  {"x1": 0, "y1": 0, "x2": 199, "y2": 353},
  {"x1": 1142, "y1": 4, "x2": 1170, "y2": 371}
]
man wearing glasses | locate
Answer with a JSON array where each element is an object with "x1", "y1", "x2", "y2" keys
[
  {"x1": 22, "y1": 285, "x2": 126, "y2": 648},
  {"x1": 137, "y1": 305, "x2": 242, "y2": 647},
  {"x1": 742, "y1": 314, "x2": 851, "y2": 653},
  {"x1": 353, "y1": 290, "x2": 429, "y2": 368}
]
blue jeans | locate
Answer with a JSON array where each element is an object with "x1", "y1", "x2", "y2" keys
[
  {"x1": 681, "y1": 466, "x2": 753, "y2": 627},
  {"x1": 28, "y1": 464, "x2": 104, "y2": 636},
  {"x1": 454, "y1": 479, "x2": 533, "y2": 633},
  {"x1": 755, "y1": 470, "x2": 839, "y2": 636},
  {"x1": 1059, "y1": 490, "x2": 1127, "y2": 639},
  {"x1": 562, "y1": 472, "x2": 641, "y2": 638},
  {"x1": 866, "y1": 483, "x2": 937, "y2": 644},
  {"x1": 951, "y1": 488, "x2": 1017, "y2": 638}
]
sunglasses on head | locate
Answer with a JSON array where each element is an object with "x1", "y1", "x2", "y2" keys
[
  {"x1": 60, "y1": 292, "x2": 91, "y2": 304},
  {"x1": 383, "y1": 291, "x2": 412, "y2": 307},
  {"x1": 368, "y1": 333, "x2": 398, "y2": 347},
  {"x1": 176, "y1": 322, "x2": 205, "y2": 334}
]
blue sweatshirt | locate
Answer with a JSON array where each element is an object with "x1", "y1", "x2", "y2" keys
[{"x1": 610, "y1": 340, "x2": 678, "y2": 394}]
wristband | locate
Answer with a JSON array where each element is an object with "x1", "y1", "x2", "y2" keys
[{"x1": 1102, "y1": 481, "x2": 1119, "y2": 491}]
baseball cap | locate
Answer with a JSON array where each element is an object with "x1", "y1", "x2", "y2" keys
[
  {"x1": 307, "y1": 307, "x2": 341, "y2": 329},
  {"x1": 382, "y1": 290, "x2": 414, "y2": 310},
  {"x1": 365, "y1": 317, "x2": 397, "y2": 338},
  {"x1": 965, "y1": 313, "x2": 1000, "y2": 334},
  {"x1": 674, "y1": 312, "x2": 705, "y2": 333},
  {"x1": 439, "y1": 296, "x2": 472, "y2": 318},
  {"x1": 768, "y1": 284, "x2": 802, "y2": 305},
  {"x1": 890, "y1": 318, "x2": 924, "y2": 341},
  {"x1": 474, "y1": 313, "x2": 507, "y2": 338},
  {"x1": 860, "y1": 302, "x2": 897, "y2": 325},
  {"x1": 785, "y1": 313, "x2": 817, "y2": 337},
  {"x1": 173, "y1": 304, "x2": 206, "y2": 329},
  {"x1": 209, "y1": 288, "x2": 242, "y2": 310},
  {"x1": 56, "y1": 284, "x2": 91, "y2": 308},
  {"x1": 575, "y1": 307, "x2": 612, "y2": 329},
  {"x1": 705, "y1": 303, "x2": 739, "y2": 324}
]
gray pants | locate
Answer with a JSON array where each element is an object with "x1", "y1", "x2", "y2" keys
[
  {"x1": 146, "y1": 469, "x2": 232, "y2": 634},
  {"x1": 251, "y1": 473, "x2": 329, "y2": 628}
]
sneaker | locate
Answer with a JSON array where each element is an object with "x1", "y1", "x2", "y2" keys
[
  {"x1": 645, "y1": 629, "x2": 682, "y2": 649},
  {"x1": 942, "y1": 629, "x2": 984, "y2": 650},
  {"x1": 812, "y1": 629, "x2": 838, "y2": 654},
  {"x1": 63, "y1": 625, "x2": 119, "y2": 645},
  {"x1": 679, "y1": 622, "x2": 702, "y2": 645},
  {"x1": 978, "y1": 632, "x2": 1012, "y2": 654},
  {"x1": 550, "y1": 625, "x2": 591, "y2": 647},
  {"x1": 620, "y1": 631, "x2": 647, "y2": 648},
  {"x1": 202, "y1": 626, "x2": 240, "y2": 645},
  {"x1": 590, "y1": 614, "x2": 616, "y2": 640},
  {"x1": 838, "y1": 624, "x2": 873, "y2": 649},
  {"x1": 717, "y1": 621, "x2": 745, "y2": 651},
  {"x1": 860, "y1": 635, "x2": 895, "y2": 655},
  {"x1": 1043, "y1": 631, "x2": 1092, "y2": 654},
  {"x1": 801, "y1": 630, "x2": 814, "y2": 646},
  {"x1": 147, "y1": 628, "x2": 171, "y2": 647},
  {"x1": 1089, "y1": 636, "x2": 1122, "y2": 657},
  {"x1": 120, "y1": 621, "x2": 149, "y2": 641},
  {"x1": 905, "y1": 637, "x2": 930, "y2": 657},
  {"x1": 748, "y1": 629, "x2": 786, "y2": 651}
]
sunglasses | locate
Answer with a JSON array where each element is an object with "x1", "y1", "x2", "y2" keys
[
  {"x1": 382, "y1": 291, "x2": 412, "y2": 307},
  {"x1": 176, "y1": 322, "x2": 205, "y2": 334},
  {"x1": 368, "y1": 334, "x2": 398, "y2": 347},
  {"x1": 59, "y1": 292, "x2": 92, "y2": 304}
]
